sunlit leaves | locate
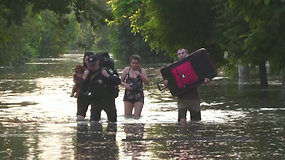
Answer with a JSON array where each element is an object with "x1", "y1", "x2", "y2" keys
[{"x1": 107, "y1": 0, "x2": 142, "y2": 23}]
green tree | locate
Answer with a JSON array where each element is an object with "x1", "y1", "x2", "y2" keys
[
  {"x1": 0, "y1": 8, "x2": 41, "y2": 65},
  {"x1": 72, "y1": 22, "x2": 95, "y2": 52},
  {"x1": 0, "y1": 8, "x2": 79, "y2": 65},
  {"x1": 109, "y1": 19, "x2": 171, "y2": 65},
  {"x1": 38, "y1": 10, "x2": 79, "y2": 58},
  {"x1": 223, "y1": 0, "x2": 285, "y2": 87},
  {"x1": 93, "y1": 25, "x2": 111, "y2": 51},
  {"x1": 214, "y1": 0, "x2": 250, "y2": 77},
  {"x1": 0, "y1": 0, "x2": 110, "y2": 65},
  {"x1": 109, "y1": 0, "x2": 224, "y2": 65},
  {"x1": 0, "y1": 0, "x2": 109, "y2": 27}
]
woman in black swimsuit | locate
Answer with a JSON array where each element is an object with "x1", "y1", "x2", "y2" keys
[{"x1": 121, "y1": 55, "x2": 149, "y2": 118}]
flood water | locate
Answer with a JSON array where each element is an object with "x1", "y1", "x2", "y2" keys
[{"x1": 0, "y1": 54, "x2": 285, "y2": 159}]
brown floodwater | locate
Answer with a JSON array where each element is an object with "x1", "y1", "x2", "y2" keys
[{"x1": 0, "y1": 54, "x2": 285, "y2": 159}]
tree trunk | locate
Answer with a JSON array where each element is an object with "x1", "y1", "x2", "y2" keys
[
  {"x1": 281, "y1": 68, "x2": 285, "y2": 89},
  {"x1": 238, "y1": 64, "x2": 250, "y2": 79},
  {"x1": 238, "y1": 64, "x2": 249, "y2": 92},
  {"x1": 259, "y1": 60, "x2": 268, "y2": 88},
  {"x1": 281, "y1": 68, "x2": 285, "y2": 104}
]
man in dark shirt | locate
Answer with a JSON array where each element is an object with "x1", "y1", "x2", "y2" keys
[
  {"x1": 81, "y1": 55, "x2": 121, "y2": 122},
  {"x1": 164, "y1": 48, "x2": 210, "y2": 124}
]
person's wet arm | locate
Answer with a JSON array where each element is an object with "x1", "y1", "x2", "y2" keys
[
  {"x1": 137, "y1": 68, "x2": 149, "y2": 85},
  {"x1": 120, "y1": 67, "x2": 132, "y2": 90},
  {"x1": 120, "y1": 67, "x2": 127, "y2": 85}
]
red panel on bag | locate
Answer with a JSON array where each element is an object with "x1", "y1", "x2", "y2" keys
[{"x1": 171, "y1": 61, "x2": 198, "y2": 88}]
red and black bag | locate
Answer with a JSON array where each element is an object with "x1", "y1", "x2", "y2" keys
[
  {"x1": 171, "y1": 61, "x2": 198, "y2": 88},
  {"x1": 158, "y1": 48, "x2": 217, "y2": 96}
]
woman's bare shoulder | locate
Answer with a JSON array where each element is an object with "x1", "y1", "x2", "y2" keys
[
  {"x1": 140, "y1": 67, "x2": 146, "y2": 72},
  {"x1": 122, "y1": 66, "x2": 130, "y2": 73}
]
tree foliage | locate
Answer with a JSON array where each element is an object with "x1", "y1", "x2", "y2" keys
[
  {"x1": 0, "y1": 0, "x2": 110, "y2": 27},
  {"x1": 213, "y1": 0, "x2": 285, "y2": 86},
  {"x1": 226, "y1": 0, "x2": 285, "y2": 71},
  {"x1": 0, "y1": 7, "x2": 79, "y2": 65},
  {"x1": 109, "y1": 19, "x2": 171, "y2": 65},
  {"x1": 74, "y1": 23, "x2": 95, "y2": 52},
  {"x1": 0, "y1": 8, "x2": 39, "y2": 65},
  {"x1": 108, "y1": 0, "x2": 223, "y2": 62},
  {"x1": 38, "y1": 10, "x2": 79, "y2": 57}
]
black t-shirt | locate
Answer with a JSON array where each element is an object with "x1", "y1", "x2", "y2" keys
[{"x1": 80, "y1": 69, "x2": 120, "y2": 100}]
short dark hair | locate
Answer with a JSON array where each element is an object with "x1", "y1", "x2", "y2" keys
[
  {"x1": 177, "y1": 48, "x2": 188, "y2": 54},
  {"x1": 130, "y1": 55, "x2": 141, "y2": 63}
]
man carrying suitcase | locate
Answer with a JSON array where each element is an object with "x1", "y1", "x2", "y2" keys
[{"x1": 164, "y1": 48, "x2": 210, "y2": 124}]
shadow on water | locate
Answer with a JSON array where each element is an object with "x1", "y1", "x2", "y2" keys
[{"x1": 0, "y1": 54, "x2": 285, "y2": 159}]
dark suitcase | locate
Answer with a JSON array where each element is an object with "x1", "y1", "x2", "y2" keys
[{"x1": 159, "y1": 48, "x2": 217, "y2": 96}]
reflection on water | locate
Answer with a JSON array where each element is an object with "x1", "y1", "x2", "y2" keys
[
  {"x1": 75, "y1": 122, "x2": 118, "y2": 159},
  {"x1": 122, "y1": 123, "x2": 149, "y2": 159},
  {"x1": 0, "y1": 54, "x2": 285, "y2": 159}
]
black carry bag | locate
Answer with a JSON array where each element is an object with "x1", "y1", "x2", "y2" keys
[
  {"x1": 94, "y1": 52, "x2": 115, "y2": 70},
  {"x1": 158, "y1": 48, "x2": 217, "y2": 96},
  {"x1": 94, "y1": 52, "x2": 120, "y2": 98}
]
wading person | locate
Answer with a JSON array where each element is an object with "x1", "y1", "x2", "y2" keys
[
  {"x1": 121, "y1": 55, "x2": 149, "y2": 118},
  {"x1": 74, "y1": 52, "x2": 94, "y2": 120},
  {"x1": 163, "y1": 49, "x2": 210, "y2": 124},
  {"x1": 81, "y1": 55, "x2": 121, "y2": 122}
]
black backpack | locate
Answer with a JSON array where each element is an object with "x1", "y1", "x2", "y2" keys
[
  {"x1": 94, "y1": 52, "x2": 119, "y2": 98},
  {"x1": 94, "y1": 52, "x2": 115, "y2": 70}
]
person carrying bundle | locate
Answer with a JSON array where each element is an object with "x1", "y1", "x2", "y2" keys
[{"x1": 80, "y1": 53, "x2": 121, "y2": 122}]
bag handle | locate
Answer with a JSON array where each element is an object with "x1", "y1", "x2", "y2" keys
[{"x1": 156, "y1": 80, "x2": 167, "y2": 91}]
